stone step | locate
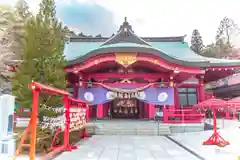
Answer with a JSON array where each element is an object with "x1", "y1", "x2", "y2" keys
[
  {"x1": 88, "y1": 120, "x2": 172, "y2": 135},
  {"x1": 96, "y1": 131, "x2": 171, "y2": 135},
  {"x1": 95, "y1": 128, "x2": 171, "y2": 135}
]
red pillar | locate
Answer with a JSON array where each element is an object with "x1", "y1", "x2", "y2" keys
[
  {"x1": 174, "y1": 87, "x2": 178, "y2": 107},
  {"x1": 97, "y1": 104, "x2": 103, "y2": 119},
  {"x1": 85, "y1": 105, "x2": 89, "y2": 121},
  {"x1": 148, "y1": 104, "x2": 155, "y2": 120},
  {"x1": 63, "y1": 96, "x2": 70, "y2": 150},
  {"x1": 73, "y1": 84, "x2": 78, "y2": 98},
  {"x1": 29, "y1": 88, "x2": 39, "y2": 160},
  {"x1": 166, "y1": 76, "x2": 175, "y2": 122},
  {"x1": 144, "y1": 103, "x2": 148, "y2": 119},
  {"x1": 199, "y1": 76, "x2": 205, "y2": 102},
  {"x1": 97, "y1": 83, "x2": 103, "y2": 119},
  {"x1": 225, "y1": 112, "x2": 231, "y2": 119},
  {"x1": 163, "y1": 105, "x2": 168, "y2": 123}
]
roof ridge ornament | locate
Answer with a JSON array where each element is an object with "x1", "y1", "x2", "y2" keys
[
  {"x1": 118, "y1": 17, "x2": 133, "y2": 33},
  {"x1": 101, "y1": 17, "x2": 151, "y2": 46}
]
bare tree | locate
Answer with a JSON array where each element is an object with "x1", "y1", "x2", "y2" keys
[{"x1": 216, "y1": 17, "x2": 240, "y2": 47}]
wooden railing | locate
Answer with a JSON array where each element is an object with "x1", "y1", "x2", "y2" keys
[{"x1": 163, "y1": 106, "x2": 205, "y2": 123}]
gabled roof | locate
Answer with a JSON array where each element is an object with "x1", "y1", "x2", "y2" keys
[{"x1": 64, "y1": 18, "x2": 240, "y2": 67}]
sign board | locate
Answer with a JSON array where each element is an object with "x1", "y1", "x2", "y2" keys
[
  {"x1": 0, "y1": 94, "x2": 15, "y2": 157},
  {"x1": 155, "y1": 112, "x2": 163, "y2": 121}
]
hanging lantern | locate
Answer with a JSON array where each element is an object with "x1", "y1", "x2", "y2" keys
[
  {"x1": 130, "y1": 108, "x2": 133, "y2": 113},
  {"x1": 87, "y1": 79, "x2": 93, "y2": 88},
  {"x1": 135, "y1": 107, "x2": 138, "y2": 113},
  {"x1": 124, "y1": 108, "x2": 128, "y2": 114},
  {"x1": 131, "y1": 93, "x2": 134, "y2": 98},
  {"x1": 169, "y1": 81, "x2": 174, "y2": 87},
  {"x1": 79, "y1": 80, "x2": 82, "y2": 87}
]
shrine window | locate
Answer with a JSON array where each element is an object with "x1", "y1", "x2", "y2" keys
[{"x1": 178, "y1": 88, "x2": 197, "y2": 106}]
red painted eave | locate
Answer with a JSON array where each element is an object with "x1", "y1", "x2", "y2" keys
[{"x1": 65, "y1": 53, "x2": 204, "y2": 75}]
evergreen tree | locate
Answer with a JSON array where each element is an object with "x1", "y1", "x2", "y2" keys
[
  {"x1": 12, "y1": 0, "x2": 66, "y2": 119},
  {"x1": 38, "y1": 0, "x2": 56, "y2": 25},
  {"x1": 190, "y1": 29, "x2": 204, "y2": 54},
  {"x1": 95, "y1": 34, "x2": 102, "y2": 38}
]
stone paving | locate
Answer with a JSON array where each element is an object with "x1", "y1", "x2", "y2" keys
[
  {"x1": 54, "y1": 135, "x2": 199, "y2": 160},
  {"x1": 171, "y1": 128, "x2": 240, "y2": 160}
]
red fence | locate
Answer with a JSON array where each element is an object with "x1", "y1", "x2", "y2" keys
[{"x1": 163, "y1": 106, "x2": 205, "y2": 123}]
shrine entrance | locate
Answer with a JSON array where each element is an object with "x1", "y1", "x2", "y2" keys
[{"x1": 111, "y1": 99, "x2": 141, "y2": 119}]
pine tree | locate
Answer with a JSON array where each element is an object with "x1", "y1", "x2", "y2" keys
[
  {"x1": 12, "y1": 0, "x2": 66, "y2": 120},
  {"x1": 38, "y1": 0, "x2": 56, "y2": 25},
  {"x1": 190, "y1": 29, "x2": 204, "y2": 54}
]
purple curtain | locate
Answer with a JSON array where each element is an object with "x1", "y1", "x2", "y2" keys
[{"x1": 78, "y1": 87, "x2": 174, "y2": 105}]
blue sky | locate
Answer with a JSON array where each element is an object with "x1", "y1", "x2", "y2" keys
[{"x1": 1, "y1": 0, "x2": 240, "y2": 45}]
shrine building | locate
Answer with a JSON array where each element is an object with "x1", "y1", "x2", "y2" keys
[{"x1": 64, "y1": 18, "x2": 240, "y2": 122}]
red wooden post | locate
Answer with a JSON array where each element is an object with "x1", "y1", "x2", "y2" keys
[
  {"x1": 181, "y1": 108, "x2": 185, "y2": 123},
  {"x1": 213, "y1": 108, "x2": 217, "y2": 134},
  {"x1": 97, "y1": 104, "x2": 103, "y2": 119},
  {"x1": 225, "y1": 112, "x2": 230, "y2": 119},
  {"x1": 63, "y1": 96, "x2": 71, "y2": 151},
  {"x1": 163, "y1": 105, "x2": 168, "y2": 123},
  {"x1": 85, "y1": 104, "x2": 89, "y2": 121},
  {"x1": 29, "y1": 87, "x2": 39, "y2": 160},
  {"x1": 198, "y1": 75, "x2": 205, "y2": 102},
  {"x1": 148, "y1": 104, "x2": 155, "y2": 120}
]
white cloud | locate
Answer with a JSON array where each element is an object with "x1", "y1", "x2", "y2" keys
[
  {"x1": 96, "y1": 0, "x2": 240, "y2": 45},
  {"x1": 1, "y1": 0, "x2": 240, "y2": 45}
]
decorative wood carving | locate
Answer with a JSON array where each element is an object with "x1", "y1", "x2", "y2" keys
[
  {"x1": 115, "y1": 52, "x2": 137, "y2": 67},
  {"x1": 120, "y1": 79, "x2": 132, "y2": 83}
]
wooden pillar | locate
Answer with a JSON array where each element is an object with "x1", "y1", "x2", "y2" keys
[
  {"x1": 73, "y1": 84, "x2": 78, "y2": 98},
  {"x1": 163, "y1": 75, "x2": 175, "y2": 123},
  {"x1": 148, "y1": 104, "x2": 155, "y2": 120},
  {"x1": 225, "y1": 112, "x2": 231, "y2": 119},
  {"x1": 144, "y1": 103, "x2": 148, "y2": 119},
  {"x1": 29, "y1": 88, "x2": 39, "y2": 160},
  {"x1": 139, "y1": 101, "x2": 143, "y2": 119},
  {"x1": 97, "y1": 83, "x2": 103, "y2": 119},
  {"x1": 174, "y1": 86, "x2": 178, "y2": 107},
  {"x1": 199, "y1": 75, "x2": 205, "y2": 102},
  {"x1": 97, "y1": 104, "x2": 103, "y2": 119},
  {"x1": 163, "y1": 105, "x2": 168, "y2": 123}
]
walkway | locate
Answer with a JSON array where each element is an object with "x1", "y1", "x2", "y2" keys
[{"x1": 54, "y1": 135, "x2": 199, "y2": 160}]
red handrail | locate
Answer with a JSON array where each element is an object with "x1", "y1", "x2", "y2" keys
[{"x1": 163, "y1": 107, "x2": 205, "y2": 123}]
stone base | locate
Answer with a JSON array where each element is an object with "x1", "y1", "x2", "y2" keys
[{"x1": 169, "y1": 123, "x2": 204, "y2": 133}]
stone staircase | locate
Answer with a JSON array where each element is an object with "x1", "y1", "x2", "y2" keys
[{"x1": 88, "y1": 120, "x2": 171, "y2": 136}]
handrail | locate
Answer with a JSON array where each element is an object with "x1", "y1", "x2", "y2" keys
[{"x1": 163, "y1": 107, "x2": 205, "y2": 123}]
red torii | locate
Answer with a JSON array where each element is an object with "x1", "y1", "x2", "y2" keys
[
  {"x1": 13, "y1": 82, "x2": 88, "y2": 160},
  {"x1": 194, "y1": 98, "x2": 230, "y2": 147}
]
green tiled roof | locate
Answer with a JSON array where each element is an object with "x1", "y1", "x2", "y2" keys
[
  {"x1": 64, "y1": 18, "x2": 240, "y2": 67},
  {"x1": 64, "y1": 41, "x2": 103, "y2": 60},
  {"x1": 64, "y1": 41, "x2": 240, "y2": 66},
  {"x1": 64, "y1": 41, "x2": 198, "y2": 61}
]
